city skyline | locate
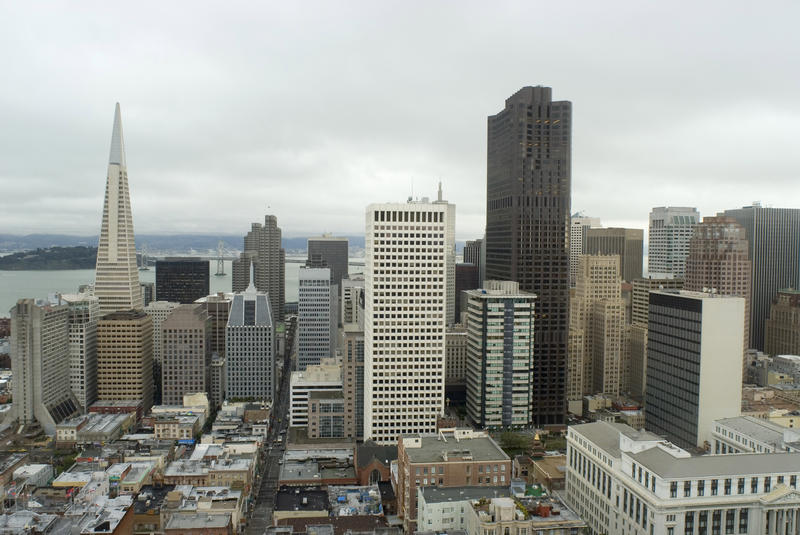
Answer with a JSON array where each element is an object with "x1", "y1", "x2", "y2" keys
[{"x1": 2, "y1": 3, "x2": 800, "y2": 239}]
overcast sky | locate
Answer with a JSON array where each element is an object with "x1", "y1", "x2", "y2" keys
[{"x1": 1, "y1": 1, "x2": 799, "y2": 240}]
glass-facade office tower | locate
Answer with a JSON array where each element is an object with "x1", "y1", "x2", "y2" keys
[
  {"x1": 648, "y1": 207, "x2": 699, "y2": 279},
  {"x1": 307, "y1": 235, "x2": 349, "y2": 296},
  {"x1": 155, "y1": 259, "x2": 210, "y2": 304},
  {"x1": 485, "y1": 86, "x2": 571, "y2": 427}
]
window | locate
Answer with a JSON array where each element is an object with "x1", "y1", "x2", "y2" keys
[
  {"x1": 711, "y1": 479, "x2": 718, "y2": 496},
  {"x1": 738, "y1": 509, "x2": 748, "y2": 533},
  {"x1": 737, "y1": 478, "x2": 745, "y2": 494},
  {"x1": 724, "y1": 479, "x2": 731, "y2": 495},
  {"x1": 684, "y1": 481, "x2": 691, "y2": 497},
  {"x1": 764, "y1": 476, "x2": 771, "y2": 492},
  {"x1": 725, "y1": 510, "x2": 735, "y2": 534},
  {"x1": 670, "y1": 482, "x2": 678, "y2": 498},
  {"x1": 751, "y1": 478, "x2": 758, "y2": 493},
  {"x1": 697, "y1": 480, "x2": 705, "y2": 496}
]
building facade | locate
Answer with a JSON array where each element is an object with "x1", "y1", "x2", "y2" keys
[
  {"x1": 10, "y1": 299, "x2": 80, "y2": 434},
  {"x1": 155, "y1": 259, "x2": 210, "y2": 304},
  {"x1": 585, "y1": 227, "x2": 644, "y2": 282},
  {"x1": 307, "y1": 235, "x2": 349, "y2": 296},
  {"x1": 566, "y1": 421, "x2": 800, "y2": 535},
  {"x1": 364, "y1": 197, "x2": 454, "y2": 443},
  {"x1": 225, "y1": 283, "x2": 274, "y2": 401},
  {"x1": 297, "y1": 267, "x2": 337, "y2": 371},
  {"x1": 465, "y1": 281, "x2": 535, "y2": 429},
  {"x1": 685, "y1": 216, "x2": 752, "y2": 353},
  {"x1": 485, "y1": 86, "x2": 571, "y2": 427},
  {"x1": 94, "y1": 103, "x2": 143, "y2": 314},
  {"x1": 765, "y1": 289, "x2": 800, "y2": 357},
  {"x1": 648, "y1": 207, "x2": 700, "y2": 279},
  {"x1": 455, "y1": 263, "x2": 479, "y2": 324},
  {"x1": 645, "y1": 290, "x2": 744, "y2": 449},
  {"x1": 342, "y1": 325, "x2": 364, "y2": 439},
  {"x1": 341, "y1": 276, "x2": 365, "y2": 329},
  {"x1": 196, "y1": 292, "x2": 232, "y2": 358},
  {"x1": 61, "y1": 293, "x2": 100, "y2": 412},
  {"x1": 232, "y1": 214, "x2": 285, "y2": 323},
  {"x1": 570, "y1": 215, "x2": 602, "y2": 287},
  {"x1": 289, "y1": 360, "x2": 342, "y2": 428},
  {"x1": 723, "y1": 204, "x2": 800, "y2": 350},
  {"x1": 161, "y1": 304, "x2": 211, "y2": 406},
  {"x1": 96, "y1": 310, "x2": 154, "y2": 412}
]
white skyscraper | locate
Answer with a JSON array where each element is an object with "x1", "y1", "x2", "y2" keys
[
  {"x1": 364, "y1": 195, "x2": 454, "y2": 444},
  {"x1": 569, "y1": 215, "x2": 601, "y2": 287},
  {"x1": 94, "y1": 103, "x2": 143, "y2": 314},
  {"x1": 648, "y1": 206, "x2": 700, "y2": 278},
  {"x1": 297, "y1": 267, "x2": 337, "y2": 371}
]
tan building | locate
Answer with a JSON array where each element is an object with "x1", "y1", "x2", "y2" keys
[
  {"x1": 444, "y1": 326, "x2": 467, "y2": 386},
  {"x1": 162, "y1": 304, "x2": 211, "y2": 406},
  {"x1": 685, "y1": 215, "x2": 752, "y2": 359},
  {"x1": 307, "y1": 391, "x2": 345, "y2": 439},
  {"x1": 97, "y1": 310, "x2": 154, "y2": 412},
  {"x1": 153, "y1": 414, "x2": 201, "y2": 441},
  {"x1": 765, "y1": 289, "x2": 800, "y2": 356},
  {"x1": 568, "y1": 256, "x2": 627, "y2": 411},
  {"x1": 396, "y1": 428, "x2": 510, "y2": 533},
  {"x1": 197, "y1": 292, "x2": 232, "y2": 358},
  {"x1": 584, "y1": 227, "x2": 644, "y2": 282},
  {"x1": 628, "y1": 277, "x2": 684, "y2": 401},
  {"x1": 341, "y1": 325, "x2": 364, "y2": 439}
]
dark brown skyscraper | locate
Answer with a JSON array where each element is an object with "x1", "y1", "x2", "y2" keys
[{"x1": 485, "y1": 86, "x2": 571, "y2": 427}]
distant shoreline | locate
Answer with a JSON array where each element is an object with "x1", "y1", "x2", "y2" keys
[{"x1": 0, "y1": 247, "x2": 97, "y2": 271}]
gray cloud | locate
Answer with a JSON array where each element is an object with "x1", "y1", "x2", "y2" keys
[{"x1": 1, "y1": 1, "x2": 799, "y2": 240}]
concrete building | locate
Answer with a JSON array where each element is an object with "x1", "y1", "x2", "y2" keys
[
  {"x1": 225, "y1": 281, "x2": 274, "y2": 402},
  {"x1": 61, "y1": 293, "x2": 100, "y2": 412},
  {"x1": 96, "y1": 310, "x2": 154, "y2": 412},
  {"x1": 628, "y1": 278, "x2": 684, "y2": 401},
  {"x1": 685, "y1": 215, "x2": 752, "y2": 353},
  {"x1": 585, "y1": 227, "x2": 644, "y2": 282},
  {"x1": 444, "y1": 326, "x2": 467, "y2": 392},
  {"x1": 342, "y1": 325, "x2": 364, "y2": 439},
  {"x1": 143, "y1": 301, "x2": 180, "y2": 366},
  {"x1": 232, "y1": 214, "x2": 285, "y2": 323},
  {"x1": 712, "y1": 416, "x2": 800, "y2": 455},
  {"x1": 140, "y1": 282, "x2": 155, "y2": 307},
  {"x1": 418, "y1": 486, "x2": 511, "y2": 533},
  {"x1": 570, "y1": 215, "x2": 602, "y2": 287},
  {"x1": 396, "y1": 428, "x2": 510, "y2": 533},
  {"x1": 645, "y1": 290, "x2": 744, "y2": 449},
  {"x1": 463, "y1": 238, "x2": 485, "y2": 287},
  {"x1": 464, "y1": 281, "x2": 535, "y2": 429},
  {"x1": 209, "y1": 353, "x2": 226, "y2": 409},
  {"x1": 566, "y1": 421, "x2": 800, "y2": 535},
  {"x1": 94, "y1": 103, "x2": 143, "y2": 315},
  {"x1": 155, "y1": 258, "x2": 210, "y2": 304},
  {"x1": 9, "y1": 299, "x2": 80, "y2": 434},
  {"x1": 485, "y1": 86, "x2": 571, "y2": 427},
  {"x1": 648, "y1": 207, "x2": 700, "y2": 279},
  {"x1": 365, "y1": 194, "x2": 454, "y2": 443},
  {"x1": 341, "y1": 276, "x2": 365, "y2": 329},
  {"x1": 568, "y1": 255, "x2": 627, "y2": 409},
  {"x1": 464, "y1": 494, "x2": 586, "y2": 535},
  {"x1": 290, "y1": 359, "x2": 342, "y2": 428},
  {"x1": 307, "y1": 391, "x2": 346, "y2": 439},
  {"x1": 723, "y1": 204, "x2": 800, "y2": 350},
  {"x1": 765, "y1": 289, "x2": 800, "y2": 357},
  {"x1": 307, "y1": 235, "x2": 349, "y2": 296},
  {"x1": 298, "y1": 267, "x2": 337, "y2": 371},
  {"x1": 161, "y1": 304, "x2": 211, "y2": 406}
]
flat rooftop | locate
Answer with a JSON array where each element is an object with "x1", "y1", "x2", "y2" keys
[
  {"x1": 715, "y1": 416, "x2": 794, "y2": 449},
  {"x1": 164, "y1": 513, "x2": 231, "y2": 530},
  {"x1": 571, "y1": 421, "x2": 662, "y2": 458},
  {"x1": 403, "y1": 433, "x2": 508, "y2": 464},
  {"x1": 275, "y1": 487, "x2": 330, "y2": 512},
  {"x1": 631, "y1": 448, "x2": 800, "y2": 479},
  {"x1": 420, "y1": 486, "x2": 509, "y2": 504}
]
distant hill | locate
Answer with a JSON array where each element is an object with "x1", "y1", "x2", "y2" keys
[{"x1": 0, "y1": 246, "x2": 97, "y2": 270}]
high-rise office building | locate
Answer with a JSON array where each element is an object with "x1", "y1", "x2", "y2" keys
[
  {"x1": 226, "y1": 282, "x2": 274, "y2": 401},
  {"x1": 307, "y1": 235, "x2": 349, "y2": 296},
  {"x1": 628, "y1": 277, "x2": 684, "y2": 400},
  {"x1": 342, "y1": 325, "x2": 364, "y2": 439},
  {"x1": 232, "y1": 214, "x2": 285, "y2": 322},
  {"x1": 465, "y1": 281, "x2": 535, "y2": 429},
  {"x1": 569, "y1": 215, "x2": 601, "y2": 287},
  {"x1": 140, "y1": 282, "x2": 155, "y2": 307},
  {"x1": 297, "y1": 267, "x2": 337, "y2": 371},
  {"x1": 144, "y1": 300, "x2": 180, "y2": 405},
  {"x1": 765, "y1": 289, "x2": 800, "y2": 356},
  {"x1": 365, "y1": 197, "x2": 453, "y2": 443},
  {"x1": 161, "y1": 304, "x2": 211, "y2": 405},
  {"x1": 196, "y1": 292, "x2": 232, "y2": 358},
  {"x1": 463, "y1": 238, "x2": 486, "y2": 286},
  {"x1": 485, "y1": 86, "x2": 571, "y2": 427},
  {"x1": 61, "y1": 293, "x2": 100, "y2": 412},
  {"x1": 585, "y1": 228, "x2": 644, "y2": 282},
  {"x1": 155, "y1": 259, "x2": 210, "y2": 304},
  {"x1": 568, "y1": 256, "x2": 626, "y2": 406},
  {"x1": 341, "y1": 276, "x2": 365, "y2": 329},
  {"x1": 96, "y1": 310, "x2": 154, "y2": 412},
  {"x1": 722, "y1": 204, "x2": 800, "y2": 350},
  {"x1": 685, "y1": 215, "x2": 752, "y2": 353},
  {"x1": 94, "y1": 104, "x2": 143, "y2": 315},
  {"x1": 454, "y1": 263, "x2": 479, "y2": 323},
  {"x1": 648, "y1": 207, "x2": 700, "y2": 278},
  {"x1": 10, "y1": 299, "x2": 80, "y2": 434},
  {"x1": 644, "y1": 290, "x2": 744, "y2": 449},
  {"x1": 445, "y1": 325, "x2": 468, "y2": 402}
]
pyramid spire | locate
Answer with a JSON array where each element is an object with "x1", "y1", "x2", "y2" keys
[{"x1": 108, "y1": 102, "x2": 126, "y2": 167}]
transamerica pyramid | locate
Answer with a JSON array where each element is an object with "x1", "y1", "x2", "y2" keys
[{"x1": 94, "y1": 103, "x2": 143, "y2": 314}]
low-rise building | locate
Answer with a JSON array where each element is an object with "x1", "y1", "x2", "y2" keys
[
  {"x1": 290, "y1": 360, "x2": 342, "y2": 428},
  {"x1": 418, "y1": 486, "x2": 510, "y2": 532},
  {"x1": 397, "y1": 428, "x2": 511, "y2": 533},
  {"x1": 56, "y1": 413, "x2": 134, "y2": 446},
  {"x1": 566, "y1": 420, "x2": 800, "y2": 535},
  {"x1": 12, "y1": 464, "x2": 53, "y2": 488},
  {"x1": 712, "y1": 416, "x2": 800, "y2": 454},
  {"x1": 274, "y1": 486, "x2": 330, "y2": 524},
  {"x1": 164, "y1": 512, "x2": 232, "y2": 535},
  {"x1": 153, "y1": 414, "x2": 201, "y2": 441},
  {"x1": 308, "y1": 391, "x2": 345, "y2": 439},
  {"x1": 465, "y1": 495, "x2": 586, "y2": 535}
]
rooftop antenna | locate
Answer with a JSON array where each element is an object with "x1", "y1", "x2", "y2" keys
[{"x1": 437, "y1": 180, "x2": 443, "y2": 202}]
